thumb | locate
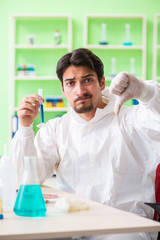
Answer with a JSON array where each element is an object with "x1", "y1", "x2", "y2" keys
[{"x1": 114, "y1": 95, "x2": 126, "y2": 115}]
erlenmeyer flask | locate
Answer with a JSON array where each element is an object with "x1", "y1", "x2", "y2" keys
[{"x1": 14, "y1": 156, "x2": 46, "y2": 217}]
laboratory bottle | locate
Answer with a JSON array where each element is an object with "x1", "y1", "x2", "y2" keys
[
  {"x1": 0, "y1": 178, "x2": 3, "y2": 219},
  {"x1": 0, "y1": 155, "x2": 16, "y2": 208},
  {"x1": 13, "y1": 156, "x2": 46, "y2": 217}
]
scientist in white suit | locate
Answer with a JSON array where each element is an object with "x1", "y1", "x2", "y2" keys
[{"x1": 11, "y1": 48, "x2": 160, "y2": 240}]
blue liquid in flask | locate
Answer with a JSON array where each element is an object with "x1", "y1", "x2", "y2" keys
[{"x1": 14, "y1": 184, "x2": 46, "y2": 217}]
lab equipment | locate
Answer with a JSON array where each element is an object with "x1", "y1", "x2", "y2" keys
[
  {"x1": 27, "y1": 64, "x2": 36, "y2": 76},
  {"x1": 123, "y1": 24, "x2": 133, "y2": 46},
  {"x1": 40, "y1": 104, "x2": 44, "y2": 123},
  {"x1": 45, "y1": 95, "x2": 65, "y2": 108},
  {"x1": 0, "y1": 144, "x2": 16, "y2": 208},
  {"x1": 14, "y1": 156, "x2": 46, "y2": 217},
  {"x1": 17, "y1": 64, "x2": 36, "y2": 76},
  {"x1": 54, "y1": 30, "x2": 61, "y2": 44},
  {"x1": 17, "y1": 64, "x2": 23, "y2": 76},
  {"x1": 26, "y1": 34, "x2": 35, "y2": 45},
  {"x1": 99, "y1": 23, "x2": 108, "y2": 45},
  {"x1": 11, "y1": 115, "x2": 18, "y2": 138},
  {"x1": 130, "y1": 58, "x2": 137, "y2": 105},
  {"x1": 37, "y1": 89, "x2": 45, "y2": 128},
  {"x1": 110, "y1": 58, "x2": 116, "y2": 77},
  {"x1": 0, "y1": 179, "x2": 3, "y2": 219}
]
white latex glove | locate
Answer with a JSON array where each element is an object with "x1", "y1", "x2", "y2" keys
[{"x1": 109, "y1": 72, "x2": 155, "y2": 115}]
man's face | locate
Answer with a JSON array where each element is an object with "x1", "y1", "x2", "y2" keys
[{"x1": 61, "y1": 65, "x2": 105, "y2": 115}]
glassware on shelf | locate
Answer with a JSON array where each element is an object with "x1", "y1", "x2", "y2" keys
[
  {"x1": 26, "y1": 34, "x2": 35, "y2": 45},
  {"x1": 110, "y1": 58, "x2": 117, "y2": 77},
  {"x1": 123, "y1": 24, "x2": 133, "y2": 46},
  {"x1": 54, "y1": 29, "x2": 62, "y2": 44},
  {"x1": 99, "y1": 23, "x2": 108, "y2": 45},
  {"x1": 130, "y1": 58, "x2": 136, "y2": 76}
]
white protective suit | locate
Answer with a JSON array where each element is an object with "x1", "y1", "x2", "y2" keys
[{"x1": 11, "y1": 80, "x2": 160, "y2": 240}]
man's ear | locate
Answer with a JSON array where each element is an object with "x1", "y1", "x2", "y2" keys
[
  {"x1": 100, "y1": 76, "x2": 106, "y2": 91},
  {"x1": 61, "y1": 83, "x2": 66, "y2": 97}
]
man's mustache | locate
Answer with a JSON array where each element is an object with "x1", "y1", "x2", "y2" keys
[{"x1": 74, "y1": 93, "x2": 92, "y2": 103}]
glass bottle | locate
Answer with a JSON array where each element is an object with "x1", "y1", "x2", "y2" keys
[
  {"x1": 0, "y1": 144, "x2": 16, "y2": 209},
  {"x1": 13, "y1": 156, "x2": 46, "y2": 217}
]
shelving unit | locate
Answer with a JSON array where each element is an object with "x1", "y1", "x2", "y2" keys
[
  {"x1": 14, "y1": 76, "x2": 59, "y2": 80},
  {"x1": 14, "y1": 44, "x2": 69, "y2": 49},
  {"x1": 9, "y1": 14, "x2": 72, "y2": 138},
  {"x1": 84, "y1": 14, "x2": 146, "y2": 81},
  {"x1": 152, "y1": 14, "x2": 160, "y2": 80}
]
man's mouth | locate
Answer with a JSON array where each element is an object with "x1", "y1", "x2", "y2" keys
[{"x1": 75, "y1": 94, "x2": 92, "y2": 103}]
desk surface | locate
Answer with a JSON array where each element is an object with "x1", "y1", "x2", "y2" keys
[{"x1": 0, "y1": 186, "x2": 160, "y2": 240}]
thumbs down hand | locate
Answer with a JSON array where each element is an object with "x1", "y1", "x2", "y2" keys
[{"x1": 109, "y1": 72, "x2": 154, "y2": 115}]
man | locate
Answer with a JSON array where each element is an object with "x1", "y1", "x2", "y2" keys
[{"x1": 11, "y1": 48, "x2": 160, "y2": 240}]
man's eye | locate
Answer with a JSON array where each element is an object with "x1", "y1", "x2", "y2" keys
[
  {"x1": 66, "y1": 81, "x2": 74, "y2": 86},
  {"x1": 85, "y1": 79, "x2": 92, "y2": 83}
]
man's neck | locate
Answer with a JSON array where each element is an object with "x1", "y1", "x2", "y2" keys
[{"x1": 78, "y1": 100, "x2": 107, "y2": 122}]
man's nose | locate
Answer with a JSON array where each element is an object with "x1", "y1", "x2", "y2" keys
[{"x1": 75, "y1": 82, "x2": 86, "y2": 95}]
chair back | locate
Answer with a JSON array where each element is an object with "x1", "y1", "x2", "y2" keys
[{"x1": 154, "y1": 164, "x2": 160, "y2": 220}]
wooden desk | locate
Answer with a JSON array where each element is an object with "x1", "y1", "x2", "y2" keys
[{"x1": 0, "y1": 186, "x2": 160, "y2": 240}]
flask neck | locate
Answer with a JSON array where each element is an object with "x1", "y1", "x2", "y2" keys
[
  {"x1": 24, "y1": 156, "x2": 37, "y2": 171},
  {"x1": 21, "y1": 156, "x2": 39, "y2": 185}
]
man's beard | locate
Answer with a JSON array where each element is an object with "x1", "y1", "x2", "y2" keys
[
  {"x1": 74, "y1": 103, "x2": 94, "y2": 113},
  {"x1": 74, "y1": 93, "x2": 93, "y2": 113}
]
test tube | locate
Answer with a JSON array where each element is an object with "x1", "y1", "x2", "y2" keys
[{"x1": 38, "y1": 89, "x2": 44, "y2": 124}]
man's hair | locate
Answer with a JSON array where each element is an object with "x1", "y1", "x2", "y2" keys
[{"x1": 56, "y1": 48, "x2": 104, "y2": 85}]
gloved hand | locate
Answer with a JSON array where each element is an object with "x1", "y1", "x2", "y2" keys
[
  {"x1": 109, "y1": 72, "x2": 155, "y2": 115},
  {"x1": 17, "y1": 94, "x2": 44, "y2": 127}
]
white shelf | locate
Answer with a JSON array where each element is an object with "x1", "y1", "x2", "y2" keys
[
  {"x1": 85, "y1": 44, "x2": 144, "y2": 50},
  {"x1": 14, "y1": 76, "x2": 58, "y2": 80},
  {"x1": 11, "y1": 14, "x2": 72, "y2": 18},
  {"x1": 14, "y1": 44, "x2": 69, "y2": 49},
  {"x1": 84, "y1": 14, "x2": 146, "y2": 19},
  {"x1": 13, "y1": 107, "x2": 69, "y2": 112}
]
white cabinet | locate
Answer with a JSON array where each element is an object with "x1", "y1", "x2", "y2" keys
[
  {"x1": 9, "y1": 14, "x2": 72, "y2": 137},
  {"x1": 84, "y1": 14, "x2": 146, "y2": 82},
  {"x1": 153, "y1": 14, "x2": 160, "y2": 80}
]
